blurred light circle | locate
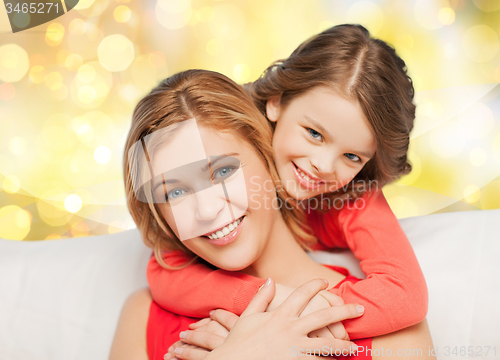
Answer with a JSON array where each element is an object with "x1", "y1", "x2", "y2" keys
[
  {"x1": 0, "y1": 44, "x2": 29, "y2": 82},
  {"x1": 98, "y1": 34, "x2": 135, "y2": 72},
  {"x1": 37, "y1": 189, "x2": 68, "y2": 226},
  {"x1": 206, "y1": 38, "x2": 224, "y2": 56},
  {"x1": 29, "y1": 65, "x2": 46, "y2": 84},
  {"x1": 77, "y1": 124, "x2": 94, "y2": 143},
  {"x1": 347, "y1": 1, "x2": 384, "y2": 35},
  {"x1": 209, "y1": 4, "x2": 244, "y2": 40},
  {"x1": 464, "y1": 185, "x2": 481, "y2": 203},
  {"x1": 69, "y1": 18, "x2": 87, "y2": 35},
  {"x1": 78, "y1": 85, "x2": 97, "y2": 103},
  {"x1": 469, "y1": 148, "x2": 488, "y2": 167},
  {"x1": 74, "y1": 0, "x2": 96, "y2": 10},
  {"x1": 463, "y1": 25, "x2": 499, "y2": 63},
  {"x1": 71, "y1": 221, "x2": 89, "y2": 237},
  {"x1": 3, "y1": 175, "x2": 21, "y2": 194},
  {"x1": 114, "y1": 5, "x2": 131, "y2": 23},
  {"x1": 456, "y1": 102, "x2": 494, "y2": 140},
  {"x1": 414, "y1": 0, "x2": 446, "y2": 30},
  {"x1": 56, "y1": 49, "x2": 71, "y2": 66},
  {"x1": 0, "y1": 82, "x2": 15, "y2": 101},
  {"x1": 44, "y1": 71, "x2": 63, "y2": 90},
  {"x1": 65, "y1": 194, "x2": 83, "y2": 213},
  {"x1": 94, "y1": 145, "x2": 111, "y2": 164},
  {"x1": 9, "y1": 137, "x2": 25, "y2": 155},
  {"x1": 13, "y1": 12, "x2": 30, "y2": 28},
  {"x1": 45, "y1": 23, "x2": 65, "y2": 46},
  {"x1": 131, "y1": 55, "x2": 158, "y2": 92},
  {"x1": 0, "y1": 205, "x2": 31, "y2": 240},
  {"x1": 473, "y1": 0, "x2": 500, "y2": 12},
  {"x1": 233, "y1": 63, "x2": 251, "y2": 83},
  {"x1": 156, "y1": 0, "x2": 192, "y2": 29},
  {"x1": 65, "y1": 54, "x2": 84, "y2": 71},
  {"x1": 438, "y1": 7, "x2": 455, "y2": 25},
  {"x1": 77, "y1": 64, "x2": 96, "y2": 83}
]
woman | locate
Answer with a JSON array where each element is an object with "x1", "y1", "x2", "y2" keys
[{"x1": 110, "y1": 70, "x2": 434, "y2": 360}]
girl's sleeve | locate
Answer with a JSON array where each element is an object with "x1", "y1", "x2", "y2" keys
[
  {"x1": 307, "y1": 189, "x2": 428, "y2": 339},
  {"x1": 147, "y1": 250, "x2": 266, "y2": 318}
]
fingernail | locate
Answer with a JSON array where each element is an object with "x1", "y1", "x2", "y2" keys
[
  {"x1": 322, "y1": 278, "x2": 329, "y2": 286},
  {"x1": 174, "y1": 347, "x2": 183, "y2": 355},
  {"x1": 350, "y1": 343, "x2": 358, "y2": 353},
  {"x1": 209, "y1": 310, "x2": 215, "y2": 316},
  {"x1": 168, "y1": 346, "x2": 173, "y2": 352},
  {"x1": 179, "y1": 331, "x2": 187, "y2": 339},
  {"x1": 259, "y1": 277, "x2": 271, "y2": 291},
  {"x1": 163, "y1": 353, "x2": 171, "y2": 360},
  {"x1": 356, "y1": 305, "x2": 365, "y2": 313}
]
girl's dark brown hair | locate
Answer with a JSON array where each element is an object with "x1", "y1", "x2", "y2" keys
[
  {"x1": 246, "y1": 24, "x2": 415, "y2": 203},
  {"x1": 124, "y1": 70, "x2": 315, "y2": 269}
]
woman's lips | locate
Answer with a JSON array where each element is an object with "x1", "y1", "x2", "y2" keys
[
  {"x1": 292, "y1": 162, "x2": 325, "y2": 190},
  {"x1": 204, "y1": 216, "x2": 245, "y2": 246}
]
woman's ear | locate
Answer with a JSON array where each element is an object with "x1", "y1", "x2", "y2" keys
[{"x1": 266, "y1": 95, "x2": 282, "y2": 122}]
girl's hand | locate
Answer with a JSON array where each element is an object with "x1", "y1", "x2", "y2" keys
[
  {"x1": 204, "y1": 278, "x2": 363, "y2": 360},
  {"x1": 164, "y1": 312, "x2": 237, "y2": 360}
]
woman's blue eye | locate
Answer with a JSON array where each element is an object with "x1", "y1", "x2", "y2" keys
[
  {"x1": 214, "y1": 166, "x2": 236, "y2": 180},
  {"x1": 167, "y1": 188, "x2": 187, "y2": 200},
  {"x1": 308, "y1": 128, "x2": 323, "y2": 141},
  {"x1": 345, "y1": 153, "x2": 361, "y2": 162}
]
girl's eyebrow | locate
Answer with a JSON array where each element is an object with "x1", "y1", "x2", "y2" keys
[{"x1": 304, "y1": 115, "x2": 332, "y2": 140}]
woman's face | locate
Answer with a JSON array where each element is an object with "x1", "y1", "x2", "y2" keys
[
  {"x1": 267, "y1": 86, "x2": 377, "y2": 200},
  {"x1": 154, "y1": 123, "x2": 280, "y2": 271}
]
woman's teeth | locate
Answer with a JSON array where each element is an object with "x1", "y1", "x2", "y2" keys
[
  {"x1": 297, "y1": 167, "x2": 322, "y2": 184},
  {"x1": 208, "y1": 218, "x2": 242, "y2": 239}
]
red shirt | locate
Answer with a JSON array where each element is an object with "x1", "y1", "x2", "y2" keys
[
  {"x1": 147, "y1": 189, "x2": 428, "y2": 339},
  {"x1": 147, "y1": 265, "x2": 372, "y2": 360}
]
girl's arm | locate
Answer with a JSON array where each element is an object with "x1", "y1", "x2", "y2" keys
[
  {"x1": 308, "y1": 189, "x2": 428, "y2": 339},
  {"x1": 147, "y1": 251, "x2": 266, "y2": 318}
]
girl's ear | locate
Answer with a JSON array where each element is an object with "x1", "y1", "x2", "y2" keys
[{"x1": 266, "y1": 95, "x2": 282, "y2": 122}]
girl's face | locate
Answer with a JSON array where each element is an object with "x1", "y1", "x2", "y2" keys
[
  {"x1": 267, "y1": 86, "x2": 377, "y2": 200},
  {"x1": 155, "y1": 123, "x2": 281, "y2": 271}
]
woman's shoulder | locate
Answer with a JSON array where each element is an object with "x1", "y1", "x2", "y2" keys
[{"x1": 109, "y1": 288, "x2": 152, "y2": 360}]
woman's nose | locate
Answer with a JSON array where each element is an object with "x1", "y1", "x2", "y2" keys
[{"x1": 194, "y1": 187, "x2": 227, "y2": 221}]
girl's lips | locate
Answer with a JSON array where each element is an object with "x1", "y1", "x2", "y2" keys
[
  {"x1": 292, "y1": 162, "x2": 325, "y2": 190},
  {"x1": 205, "y1": 216, "x2": 245, "y2": 246}
]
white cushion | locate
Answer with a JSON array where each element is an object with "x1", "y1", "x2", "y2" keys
[{"x1": 1, "y1": 210, "x2": 499, "y2": 360}]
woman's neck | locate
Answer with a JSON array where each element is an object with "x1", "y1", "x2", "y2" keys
[{"x1": 241, "y1": 213, "x2": 328, "y2": 287}]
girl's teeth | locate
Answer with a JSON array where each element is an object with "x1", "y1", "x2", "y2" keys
[
  {"x1": 209, "y1": 218, "x2": 242, "y2": 239},
  {"x1": 298, "y1": 168, "x2": 320, "y2": 184}
]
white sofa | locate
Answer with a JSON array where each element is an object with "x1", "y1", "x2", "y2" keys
[{"x1": 1, "y1": 210, "x2": 499, "y2": 360}]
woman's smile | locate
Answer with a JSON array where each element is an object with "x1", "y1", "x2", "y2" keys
[{"x1": 203, "y1": 215, "x2": 245, "y2": 246}]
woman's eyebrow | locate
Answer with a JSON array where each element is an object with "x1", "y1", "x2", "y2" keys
[{"x1": 201, "y1": 152, "x2": 240, "y2": 172}]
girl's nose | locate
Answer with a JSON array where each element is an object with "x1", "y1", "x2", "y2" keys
[{"x1": 310, "y1": 155, "x2": 336, "y2": 177}]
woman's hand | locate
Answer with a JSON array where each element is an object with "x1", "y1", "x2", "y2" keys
[
  {"x1": 203, "y1": 278, "x2": 363, "y2": 360},
  {"x1": 268, "y1": 283, "x2": 350, "y2": 340}
]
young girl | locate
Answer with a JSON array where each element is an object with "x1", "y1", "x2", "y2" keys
[{"x1": 147, "y1": 24, "x2": 427, "y2": 341}]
